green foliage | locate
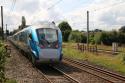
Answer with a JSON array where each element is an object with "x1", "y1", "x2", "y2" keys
[
  {"x1": 68, "y1": 31, "x2": 86, "y2": 43},
  {"x1": 94, "y1": 32, "x2": 109, "y2": 44},
  {"x1": 89, "y1": 33, "x2": 95, "y2": 44},
  {"x1": 68, "y1": 30, "x2": 87, "y2": 43},
  {"x1": 0, "y1": 42, "x2": 17, "y2": 83},
  {"x1": 122, "y1": 53, "x2": 125, "y2": 63},
  {"x1": 58, "y1": 21, "x2": 72, "y2": 42},
  {"x1": 94, "y1": 32, "x2": 102, "y2": 44},
  {"x1": 94, "y1": 31, "x2": 124, "y2": 45},
  {"x1": 5, "y1": 79, "x2": 17, "y2": 83},
  {"x1": 119, "y1": 26, "x2": 125, "y2": 33},
  {"x1": 81, "y1": 34, "x2": 87, "y2": 43},
  {"x1": 0, "y1": 42, "x2": 6, "y2": 83},
  {"x1": 117, "y1": 33, "x2": 125, "y2": 44}
]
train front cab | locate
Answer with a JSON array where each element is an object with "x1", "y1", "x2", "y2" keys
[{"x1": 29, "y1": 27, "x2": 63, "y2": 64}]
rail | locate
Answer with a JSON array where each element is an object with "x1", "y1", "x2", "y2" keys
[{"x1": 63, "y1": 57, "x2": 125, "y2": 83}]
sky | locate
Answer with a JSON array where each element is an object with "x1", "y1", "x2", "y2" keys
[{"x1": 0, "y1": 0, "x2": 125, "y2": 31}]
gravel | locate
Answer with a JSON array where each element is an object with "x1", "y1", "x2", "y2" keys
[
  {"x1": 55, "y1": 63, "x2": 110, "y2": 83},
  {"x1": 5, "y1": 42, "x2": 48, "y2": 83}
]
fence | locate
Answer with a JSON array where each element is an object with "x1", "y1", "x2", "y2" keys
[{"x1": 77, "y1": 43, "x2": 97, "y2": 53}]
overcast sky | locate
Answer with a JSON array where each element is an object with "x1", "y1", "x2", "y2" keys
[{"x1": 0, "y1": 0, "x2": 125, "y2": 31}]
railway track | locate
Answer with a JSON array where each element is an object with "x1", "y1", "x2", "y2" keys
[
  {"x1": 8, "y1": 41, "x2": 125, "y2": 83},
  {"x1": 36, "y1": 65, "x2": 80, "y2": 83},
  {"x1": 63, "y1": 57, "x2": 125, "y2": 83},
  {"x1": 8, "y1": 41, "x2": 79, "y2": 83},
  {"x1": 34, "y1": 67, "x2": 52, "y2": 83}
]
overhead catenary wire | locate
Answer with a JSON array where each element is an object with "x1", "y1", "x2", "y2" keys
[
  {"x1": 93, "y1": 1, "x2": 125, "y2": 12},
  {"x1": 47, "y1": 0, "x2": 63, "y2": 10},
  {"x1": 31, "y1": 0, "x2": 63, "y2": 24},
  {"x1": 9, "y1": 0, "x2": 16, "y2": 17},
  {"x1": 5, "y1": 0, "x2": 17, "y2": 31},
  {"x1": 90, "y1": 1, "x2": 125, "y2": 31}
]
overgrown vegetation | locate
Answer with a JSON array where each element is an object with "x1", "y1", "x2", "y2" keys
[
  {"x1": 68, "y1": 30, "x2": 86, "y2": 43},
  {"x1": 0, "y1": 41, "x2": 17, "y2": 83},
  {"x1": 0, "y1": 42, "x2": 6, "y2": 83},
  {"x1": 58, "y1": 21, "x2": 125, "y2": 45},
  {"x1": 5, "y1": 79, "x2": 17, "y2": 83},
  {"x1": 93, "y1": 31, "x2": 125, "y2": 45}
]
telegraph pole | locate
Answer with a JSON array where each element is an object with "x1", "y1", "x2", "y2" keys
[
  {"x1": 87, "y1": 11, "x2": 89, "y2": 50},
  {"x1": 6, "y1": 24, "x2": 7, "y2": 41},
  {"x1": 1, "y1": 6, "x2": 4, "y2": 40}
]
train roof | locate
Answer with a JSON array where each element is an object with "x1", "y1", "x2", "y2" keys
[{"x1": 13, "y1": 22, "x2": 59, "y2": 36}]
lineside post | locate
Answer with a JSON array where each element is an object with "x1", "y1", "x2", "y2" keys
[
  {"x1": 1, "y1": 6, "x2": 4, "y2": 40},
  {"x1": 87, "y1": 11, "x2": 89, "y2": 51}
]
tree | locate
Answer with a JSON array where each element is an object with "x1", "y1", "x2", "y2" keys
[
  {"x1": 94, "y1": 32, "x2": 102, "y2": 44},
  {"x1": 94, "y1": 29, "x2": 102, "y2": 32},
  {"x1": 119, "y1": 26, "x2": 125, "y2": 33},
  {"x1": 6, "y1": 30, "x2": 9, "y2": 36},
  {"x1": 58, "y1": 21, "x2": 72, "y2": 42},
  {"x1": 68, "y1": 30, "x2": 85, "y2": 43}
]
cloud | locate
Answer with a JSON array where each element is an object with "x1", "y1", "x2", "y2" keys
[
  {"x1": 0, "y1": 0, "x2": 63, "y2": 31},
  {"x1": 63, "y1": 0, "x2": 125, "y2": 31},
  {"x1": 1, "y1": 0, "x2": 125, "y2": 32}
]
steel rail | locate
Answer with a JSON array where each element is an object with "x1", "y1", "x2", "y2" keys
[
  {"x1": 64, "y1": 57, "x2": 125, "y2": 81},
  {"x1": 63, "y1": 58, "x2": 119, "y2": 83},
  {"x1": 52, "y1": 66, "x2": 80, "y2": 83}
]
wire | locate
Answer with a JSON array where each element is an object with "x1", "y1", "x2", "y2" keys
[
  {"x1": 93, "y1": 1, "x2": 125, "y2": 12},
  {"x1": 9, "y1": 0, "x2": 16, "y2": 15},
  {"x1": 31, "y1": 0, "x2": 63, "y2": 24},
  {"x1": 47, "y1": 0, "x2": 63, "y2": 10},
  {"x1": 6, "y1": 0, "x2": 17, "y2": 28}
]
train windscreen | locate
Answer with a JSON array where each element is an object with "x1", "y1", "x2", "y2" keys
[{"x1": 37, "y1": 28, "x2": 58, "y2": 48}]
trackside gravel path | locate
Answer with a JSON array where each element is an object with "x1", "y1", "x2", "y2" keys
[{"x1": 5, "y1": 42, "x2": 48, "y2": 83}]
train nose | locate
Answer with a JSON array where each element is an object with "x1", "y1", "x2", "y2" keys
[{"x1": 39, "y1": 49, "x2": 60, "y2": 62}]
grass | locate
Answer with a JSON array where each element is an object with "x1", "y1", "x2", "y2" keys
[
  {"x1": 5, "y1": 79, "x2": 17, "y2": 83},
  {"x1": 63, "y1": 42, "x2": 125, "y2": 52},
  {"x1": 63, "y1": 47, "x2": 125, "y2": 74},
  {"x1": 0, "y1": 41, "x2": 17, "y2": 83}
]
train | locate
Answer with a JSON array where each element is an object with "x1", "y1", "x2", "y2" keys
[{"x1": 9, "y1": 22, "x2": 63, "y2": 65}]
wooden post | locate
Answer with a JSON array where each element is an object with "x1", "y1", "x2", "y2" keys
[{"x1": 1, "y1": 6, "x2": 4, "y2": 40}]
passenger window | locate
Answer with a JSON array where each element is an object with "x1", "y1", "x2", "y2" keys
[
  {"x1": 29, "y1": 34, "x2": 33, "y2": 40},
  {"x1": 19, "y1": 32, "x2": 27, "y2": 43}
]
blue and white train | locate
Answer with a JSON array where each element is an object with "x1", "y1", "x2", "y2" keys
[{"x1": 10, "y1": 22, "x2": 63, "y2": 65}]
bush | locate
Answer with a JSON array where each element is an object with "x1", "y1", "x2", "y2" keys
[
  {"x1": 94, "y1": 32, "x2": 102, "y2": 44},
  {"x1": 68, "y1": 31, "x2": 86, "y2": 43},
  {"x1": 5, "y1": 79, "x2": 17, "y2": 83},
  {"x1": 94, "y1": 31, "x2": 121, "y2": 45},
  {"x1": 81, "y1": 34, "x2": 87, "y2": 43},
  {"x1": 117, "y1": 33, "x2": 125, "y2": 44},
  {"x1": 0, "y1": 42, "x2": 17, "y2": 83},
  {"x1": 94, "y1": 32, "x2": 109, "y2": 45},
  {"x1": 89, "y1": 33, "x2": 95, "y2": 44},
  {"x1": 0, "y1": 42, "x2": 7, "y2": 83},
  {"x1": 122, "y1": 53, "x2": 125, "y2": 64}
]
